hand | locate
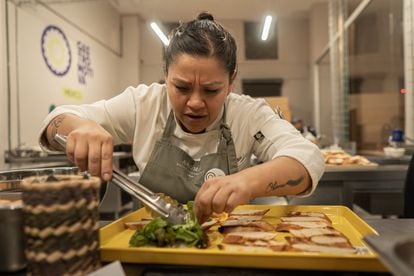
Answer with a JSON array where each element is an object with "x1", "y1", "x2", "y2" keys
[
  {"x1": 65, "y1": 122, "x2": 114, "y2": 181},
  {"x1": 194, "y1": 174, "x2": 253, "y2": 223}
]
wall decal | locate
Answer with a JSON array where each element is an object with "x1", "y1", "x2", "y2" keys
[
  {"x1": 41, "y1": 25, "x2": 72, "y2": 76},
  {"x1": 77, "y1": 41, "x2": 94, "y2": 84}
]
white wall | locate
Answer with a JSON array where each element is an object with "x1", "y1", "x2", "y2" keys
[
  {"x1": 119, "y1": 15, "x2": 141, "y2": 89},
  {"x1": 3, "y1": 0, "x2": 140, "y2": 148},
  {"x1": 139, "y1": 16, "x2": 312, "y2": 122}
]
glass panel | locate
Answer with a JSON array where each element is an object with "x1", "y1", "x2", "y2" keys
[{"x1": 347, "y1": 0, "x2": 404, "y2": 151}]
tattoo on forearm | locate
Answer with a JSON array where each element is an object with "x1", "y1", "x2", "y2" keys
[
  {"x1": 50, "y1": 115, "x2": 66, "y2": 141},
  {"x1": 265, "y1": 175, "x2": 305, "y2": 193}
]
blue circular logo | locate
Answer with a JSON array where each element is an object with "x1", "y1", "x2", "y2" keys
[{"x1": 41, "y1": 25, "x2": 71, "y2": 76}]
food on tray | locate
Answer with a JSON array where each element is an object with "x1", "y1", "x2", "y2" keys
[
  {"x1": 280, "y1": 216, "x2": 330, "y2": 223},
  {"x1": 124, "y1": 218, "x2": 152, "y2": 230},
  {"x1": 200, "y1": 218, "x2": 220, "y2": 230},
  {"x1": 222, "y1": 231, "x2": 277, "y2": 244},
  {"x1": 128, "y1": 201, "x2": 208, "y2": 248},
  {"x1": 288, "y1": 228, "x2": 342, "y2": 238},
  {"x1": 229, "y1": 208, "x2": 270, "y2": 216},
  {"x1": 287, "y1": 211, "x2": 332, "y2": 220},
  {"x1": 126, "y1": 207, "x2": 358, "y2": 255},
  {"x1": 220, "y1": 231, "x2": 286, "y2": 251},
  {"x1": 288, "y1": 241, "x2": 356, "y2": 254},
  {"x1": 218, "y1": 240, "x2": 287, "y2": 252},
  {"x1": 219, "y1": 219, "x2": 275, "y2": 233},
  {"x1": 277, "y1": 211, "x2": 355, "y2": 254},
  {"x1": 276, "y1": 220, "x2": 332, "y2": 231},
  {"x1": 217, "y1": 244, "x2": 275, "y2": 252},
  {"x1": 322, "y1": 149, "x2": 377, "y2": 166}
]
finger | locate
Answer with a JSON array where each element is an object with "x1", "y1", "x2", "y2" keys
[
  {"x1": 101, "y1": 138, "x2": 113, "y2": 181},
  {"x1": 223, "y1": 192, "x2": 239, "y2": 214},
  {"x1": 211, "y1": 186, "x2": 232, "y2": 214},
  {"x1": 74, "y1": 139, "x2": 88, "y2": 172},
  {"x1": 66, "y1": 135, "x2": 75, "y2": 163},
  {"x1": 195, "y1": 181, "x2": 220, "y2": 223},
  {"x1": 88, "y1": 140, "x2": 102, "y2": 177}
]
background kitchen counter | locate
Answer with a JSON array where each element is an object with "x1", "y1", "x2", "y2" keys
[{"x1": 291, "y1": 164, "x2": 408, "y2": 217}]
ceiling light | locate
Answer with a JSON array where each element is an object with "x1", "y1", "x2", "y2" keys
[
  {"x1": 150, "y1": 22, "x2": 169, "y2": 46},
  {"x1": 261, "y1": 15, "x2": 273, "y2": 41}
]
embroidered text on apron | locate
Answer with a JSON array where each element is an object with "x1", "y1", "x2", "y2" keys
[{"x1": 139, "y1": 109, "x2": 239, "y2": 203}]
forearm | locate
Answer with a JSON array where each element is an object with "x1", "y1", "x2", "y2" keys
[
  {"x1": 44, "y1": 113, "x2": 89, "y2": 150},
  {"x1": 240, "y1": 156, "x2": 311, "y2": 198}
]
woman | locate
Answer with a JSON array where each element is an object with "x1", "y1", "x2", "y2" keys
[{"x1": 39, "y1": 12, "x2": 324, "y2": 222}]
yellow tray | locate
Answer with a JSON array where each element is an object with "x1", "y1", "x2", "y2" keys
[{"x1": 100, "y1": 205, "x2": 386, "y2": 272}]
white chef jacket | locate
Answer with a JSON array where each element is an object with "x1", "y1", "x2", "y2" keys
[{"x1": 39, "y1": 83, "x2": 324, "y2": 197}]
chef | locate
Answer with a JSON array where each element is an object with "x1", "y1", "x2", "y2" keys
[{"x1": 39, "y1": 12, "x2": 324, "y2": 222}]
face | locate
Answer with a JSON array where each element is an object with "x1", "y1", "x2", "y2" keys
[{"x1": 166, "y1": 54, "x2": 233, "y2": 134}]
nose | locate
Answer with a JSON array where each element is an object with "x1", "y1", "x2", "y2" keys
[{"x1": 187, "y1": 90, "x2": 205, "y2": 110}]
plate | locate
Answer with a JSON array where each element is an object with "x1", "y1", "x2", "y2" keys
[{"x1": 100, "y1": 205, "x2": 386, "y2": 272}]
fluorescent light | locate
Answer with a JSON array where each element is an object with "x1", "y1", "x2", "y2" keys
[
  {"x1": 261, "y1": 15, "x2": 273, "y2": 41},
  {"x1": 150, "y1": 22, "x2": 169, "y2": 46}
]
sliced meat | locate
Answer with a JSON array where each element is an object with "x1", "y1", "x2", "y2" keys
[
  {"x1": 201, "y1": 219, "x2": 219, "y2": 230},
  {"x1": 310, "y1": 235, "x2": 352, "y2": 248},
  {"x1": 276, "y1": 221, "x2": 332, "y2": 232},
  {"x1": 230, "y1": 208, "x2": 270, "y2": 216},
  {"x1": 287, "y1": 211, "x2": 331, "y2": 222},
  {"x1": 218, "y1": 244, "x2": 274, "y2": 252},
  {"x1": 289, "y1": 228, "x2": 341, "y2": 238},
  {"x1": 124, "y1": 219, "x2": 151, "y2": 230},
  {"x1": 267, "y1": 240, "x2": 287, "y2": 251},
  {"x1": 280, "y1": 216, "x2": 331, "y2": 223},
  {"x1": 219, "y1": 226, "x2": 265, "y2": 234},
  {"x1": 228, "y1": 215, "x2": 264, "y2": 221},
  {"x1": 220, "y1": 220, "x2": 275, "y2": 232},
  {"x1": 289, "y1": 243, "x2": 356, "y2": 254},
  {"x1": 222, "y1": 231, "x2": 277, "y2": 244}
]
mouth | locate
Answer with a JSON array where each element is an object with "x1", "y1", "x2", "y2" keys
[{"x1": 184, "y1": 114, "x2": 207, "y2": 121}]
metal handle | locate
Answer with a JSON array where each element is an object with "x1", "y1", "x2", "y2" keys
[{"x1": 111, "y1": 168, "x2": 170, "y2": 219}]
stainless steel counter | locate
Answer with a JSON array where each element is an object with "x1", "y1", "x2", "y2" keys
[
  {"x1": 0, "y1": 161, "x2": 72, "y2": 172},
  {"x1": 291, "y1": 164, "x2": 408, "y2": 216},
  {"x1": 364, "y1": 219, "x2": 414, "y2": 276}
]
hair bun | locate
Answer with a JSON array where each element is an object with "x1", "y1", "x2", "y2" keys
[{"x1": 197, "y1": 12, "x2": 214, "y2": 21}]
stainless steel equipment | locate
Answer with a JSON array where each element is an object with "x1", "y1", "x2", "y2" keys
[
  {"x1": 364, "y1": 234, "x2": 414, "y2": 276},
  {"x1": 0, "y1": 193, "x2": 24, "y2": 272},
  {"x1": 54, "y1": 133, "x2": 188, "y2": 225}
]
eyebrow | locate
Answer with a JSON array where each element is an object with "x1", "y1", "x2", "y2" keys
[{"x1": 171, "y1": 77, "x2": 223, "y2": 86}]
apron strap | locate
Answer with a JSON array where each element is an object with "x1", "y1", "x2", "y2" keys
[{"x1": 161, "y1": 111, "x2": 176, "y2": 141}]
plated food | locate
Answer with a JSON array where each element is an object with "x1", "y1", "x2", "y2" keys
[
  {"x1": 322, "y1": 149, "x2": 377, "y2": 166},
  {"x1": 128, "y1": 201, "x2": 208, "y2": 248},
  {"x1": 126, "y1": 207, "x2": 358, "y2": 255}
]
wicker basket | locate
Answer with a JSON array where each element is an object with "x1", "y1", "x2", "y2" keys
[{"x1": 22, "y1": 174, "x2": 101, "y2": 275}]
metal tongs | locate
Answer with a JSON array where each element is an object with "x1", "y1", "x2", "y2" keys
[{"x1": 54, "y1": 133, "x2": 188, "y2": 225}]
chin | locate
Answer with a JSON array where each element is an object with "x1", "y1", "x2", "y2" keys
[{"x1": 183, "y1": 123, "x2": 206, "y2": 134}]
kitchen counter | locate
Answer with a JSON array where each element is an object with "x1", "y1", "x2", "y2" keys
[
  {"x1": 291, "y1": 164, "x2": 409, "y2": 216},
  {"x1": 0, "y1": 161, "x2": 72, "y2": 172}
]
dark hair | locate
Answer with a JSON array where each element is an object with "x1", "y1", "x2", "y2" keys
[{"x1": 163, "y1": 12, "x2": 237, "y2": 79}]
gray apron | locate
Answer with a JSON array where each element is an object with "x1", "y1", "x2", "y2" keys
[{"x1": 139, "y1": 109, "x2": 239, "y2": 203}]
